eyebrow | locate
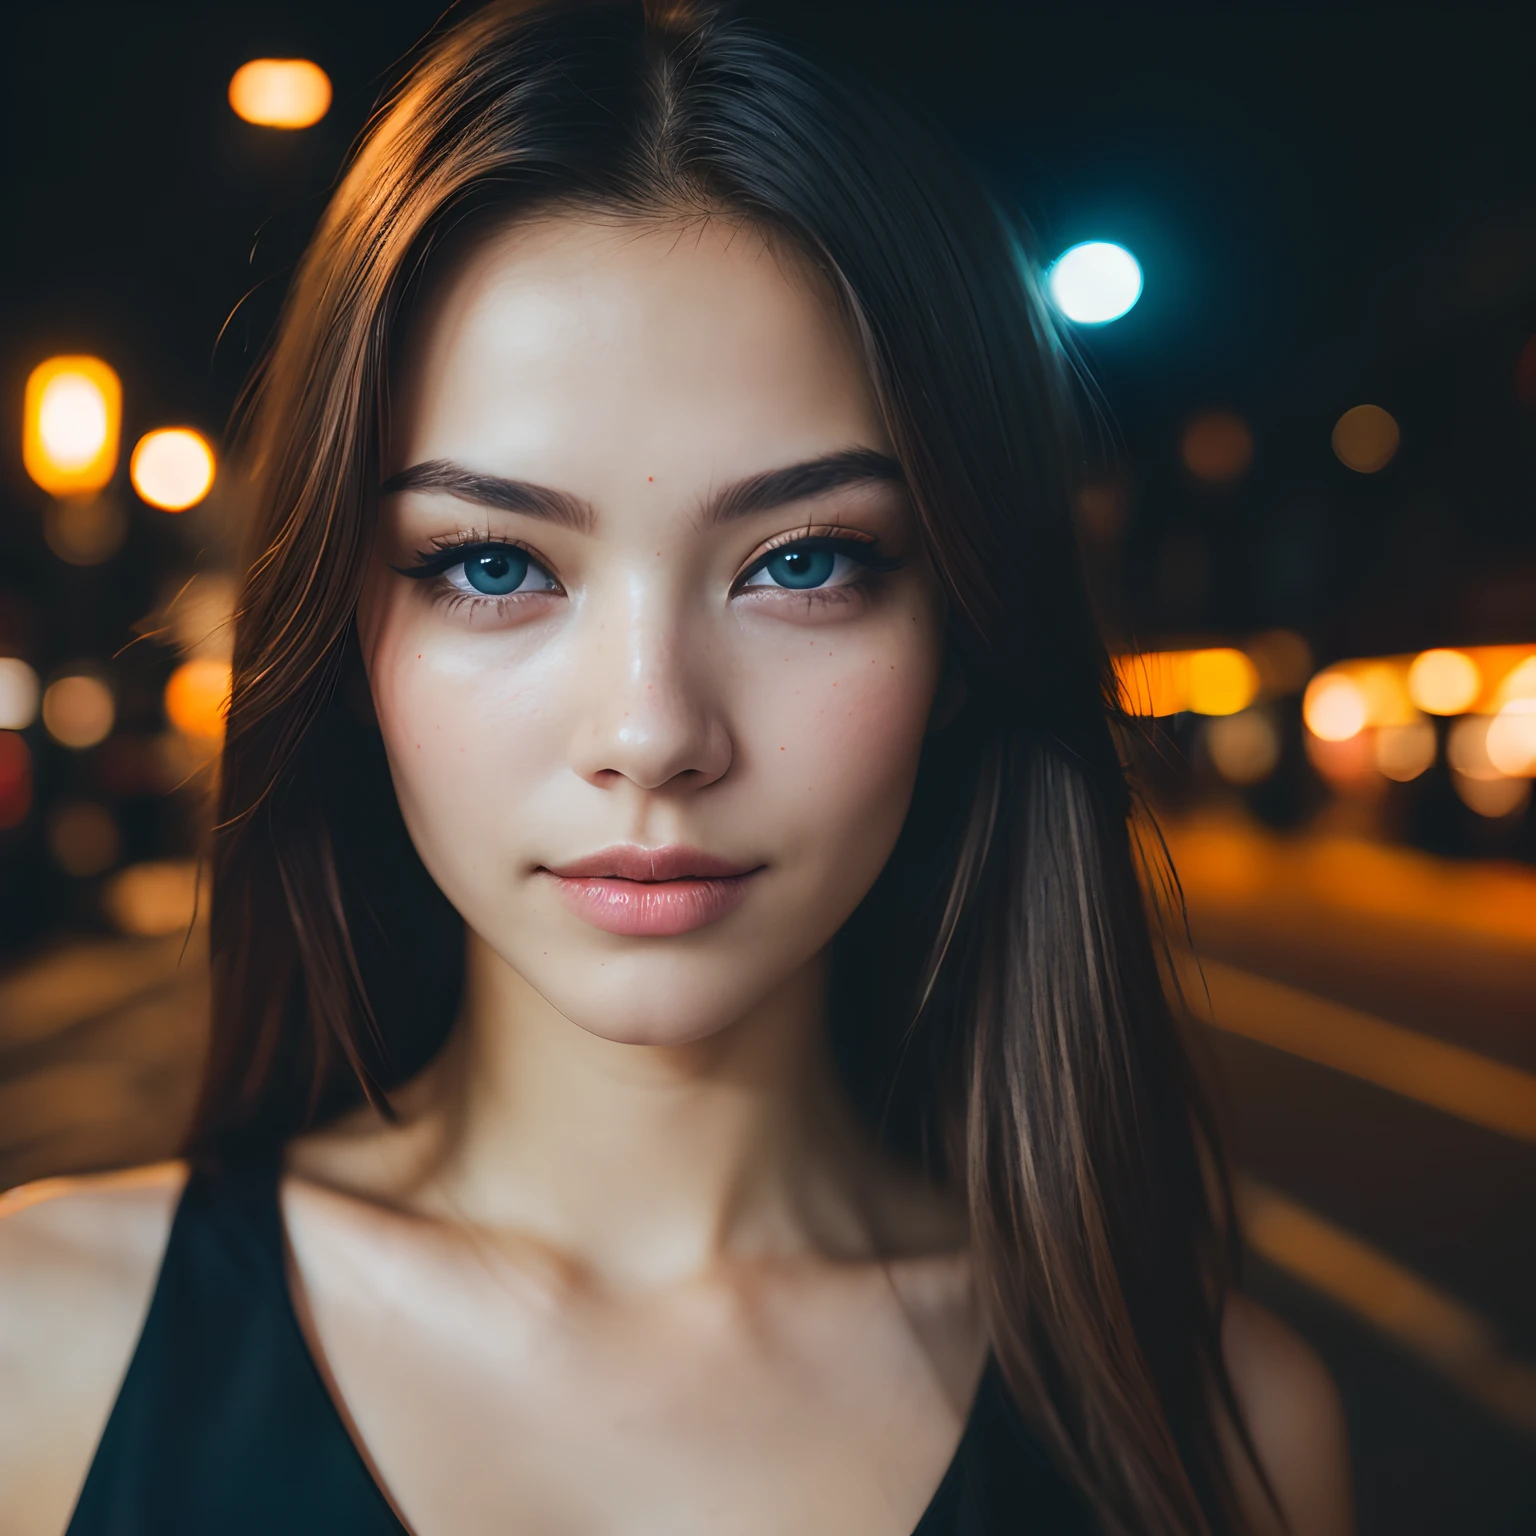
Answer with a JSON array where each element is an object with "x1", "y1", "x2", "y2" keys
[
  {"x1": 379, "y1": 447, "x2": 905, "y2": 532},
  {"x1": 379, "y1": 461, "x2": 594, "y2": 532}
]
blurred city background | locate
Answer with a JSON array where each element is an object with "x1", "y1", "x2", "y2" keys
[{"x1": 1, "y1": 3, "x2": 1532, "y2": 1530}]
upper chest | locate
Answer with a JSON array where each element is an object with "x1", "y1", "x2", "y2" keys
[{"x1": 281, "y1": 1182, "x2": 984, "y2": 1536}]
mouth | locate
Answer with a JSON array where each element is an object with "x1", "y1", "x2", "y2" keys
[{"x1": 537, "y1": 845, "x2": 763, "y2": 937}]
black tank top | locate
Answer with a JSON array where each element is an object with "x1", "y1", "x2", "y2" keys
[{"x1": 65, "y1": 1159, "x2": 1098, "y2": 1534}]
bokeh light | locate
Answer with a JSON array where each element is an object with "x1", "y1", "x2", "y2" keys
[
  {"x1": 0, "y1": 658, "x2": 41, "y2": 730},
  {"x1": 22, "y1": 356, "x2": 122, "y2": 496},
  {"x1": 163, "y1": 657, "x2": 231, "y2": 739},
  {"x1": 44, "y1": 495, "x2": 128, "y2": 566},
  {"x1": 42, "y1": 672, "x2": 114, "y2": 750},
  {"x1": 1304, "y1": 728, "x2": 1379, "y2": 792},
  {"x1": 1115, "y1": 651, "x2": 1185, "y2": 718},
  {"x1": 1180, "y1": 411, "x2": 1254, "y2": 484},
  {"x1": 103, "y1": 860, "x2": 205, "y2": 936},
  {"x1": 1186, "y1": 648, "x2": 1259, "y2": 716},
  {"x1": 1331, "y1": 404, "x2": 1400, "y2": 473},
  {"x1": 48, "y1": 801, "x2": 122, "y2": 878},
  {"x1": 130, "y1": 429, "x2": 215, "y2": 511},
  {"x1": 1206, "y1": 709, "x2": 1280, "y2": 785},
  {"x1": 1303, "y1": 673, "x2": 1368, "y2": 742},
  {"x1": 0, "y1": 732, "x2": 31, "y2": 829},
  {"x1": 1374, "y1": 719, "x2": 1436, "y2": 782},
  {"x1": 168, "y1": 572, "x2": 238, "y2": 659},
  {"x1": 1486, "y1": 699, "x2": 1536, "y2": 777},
  {"x1": 1446, "y1": 715, "x2": 1500, "y2": 780},
  {"x1": 1494, "y1": 655, "x2": 1536, "y2": 706},
  {"x1": 1047, "y1": 241, "x2": 1143, "y2": 324},
  {"x1": 228, "y1": 59, "x2": 332, "y2": 128},
  {"x1": 1407, "y1": 648, "x2": 1481, "y2": 715},
  {"x1": 1452, "y1": 772, "x2": 1531, "y2": 820},
  {"x1": 1244, "y1": 629, "x2": 1313, "y2": 696}
]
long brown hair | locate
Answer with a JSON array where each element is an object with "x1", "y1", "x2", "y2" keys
[{"x1": 196, "y1": 3, "x2": 1257, "y2": 1531}]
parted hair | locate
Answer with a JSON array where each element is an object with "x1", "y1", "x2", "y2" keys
[{"x1": 196, "y1": 4, "x2": 1260, "y2": 1532}]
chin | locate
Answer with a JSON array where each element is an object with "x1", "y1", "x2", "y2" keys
[{"x1": 489, "y1": 929, "x2": 807, "y2": 1049}]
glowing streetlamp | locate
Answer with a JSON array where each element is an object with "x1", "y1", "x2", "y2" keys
[
  {"x1": 229, "y1": 59, "x2": 332, "y2": 128},
  {"x1": 131, "y1": 428, "x2": 216, "y2": 511},
  {"x1": 1047, "y1": 241, "x2": 1143, "y2": 325},
  {"x1": 22, "y1": 357, "x2": 121, "y2": 496}
]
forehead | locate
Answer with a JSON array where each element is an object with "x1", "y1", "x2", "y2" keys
[{"x1": 392, "y1": 212, "x2": 888, "y2": 500}]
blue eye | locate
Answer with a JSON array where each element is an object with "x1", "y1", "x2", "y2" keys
[
  {"x1": 463, "y1": 548, "x2": 530, "y2": 595},
  {"x1": 761, "y1": 547, "x2": 836, "y2": 589}
]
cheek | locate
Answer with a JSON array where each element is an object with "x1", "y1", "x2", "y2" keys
[
  {"x1": 746, "y1": 611, "x2": 942, "y2": 867},
  {"x1": 360, "y1": 589, "x2": 554, "y2": 864}
]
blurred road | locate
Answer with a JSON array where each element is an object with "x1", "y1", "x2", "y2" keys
[
  {"x1": 1168, "y1": 815, "x2": 1536, "y2": 1535},
  {"x1": 1, "y1": 815, "x2": 1533, "y2": 1531}
]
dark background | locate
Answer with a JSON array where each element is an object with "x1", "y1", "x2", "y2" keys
[{"x1": 2, "y1": 4, "x2": 1533, "y2": 1531}]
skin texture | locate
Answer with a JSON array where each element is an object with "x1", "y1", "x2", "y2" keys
[{"x1": 0, "y1": 214, "x2": 1351, "y2": 1536}]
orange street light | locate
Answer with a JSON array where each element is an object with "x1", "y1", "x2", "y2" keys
[
  {"x1": 229, "y1": 59, "x2": 332, "y2": 128},
  {"x1": 130, "y1": 428, "x2": 216, "y2": 511},
  {"x1": 22, "y1": 356, "x2": 122, "y2": 496}
]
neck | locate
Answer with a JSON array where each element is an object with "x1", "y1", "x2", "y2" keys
[{"x1": 382, "y1": 930, "x2": 918, "y2": 1287}]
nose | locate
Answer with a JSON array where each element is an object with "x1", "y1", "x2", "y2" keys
[{"x1": 568, "y1": 585, "x2": 732, "y2": 793}]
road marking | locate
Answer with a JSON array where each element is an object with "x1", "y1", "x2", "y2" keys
[
  {"x1": 1181, "y1": 955, "x2": 1536, "y2": 1143},
  {"x1": 1241, "y1": 1178, "x2": 1536, "y2": 1437}
]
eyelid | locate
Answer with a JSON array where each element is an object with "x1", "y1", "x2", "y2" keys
[
  {"x1": 391, "y1": 535, "x2": 554, "y2": 582},
  {"x1": 734, "y1": 524, "x2": 900, "y2": 582}
]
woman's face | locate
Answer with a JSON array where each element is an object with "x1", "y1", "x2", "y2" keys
[{"x1": 359, "y1": 213, "x2": 945, "y2": 1045}]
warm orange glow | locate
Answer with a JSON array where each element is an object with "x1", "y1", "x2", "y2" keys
[
  {"x1": 1374, "y1": 719, "x2": 1435, "y2": 782},
  {"x1": 48, "y1": 801, "x2": 121, "y2": 878},
  {"x1": 1447, "y1": 715, "x2": 1500, "y2": 780},
  {"x1": 1305, "y1": 644, "x2": 1534, "y2": 719},
  {"x1": 0, "y1": 658, "x2": 40, "y2": 731},
  {"x1": 1495, "y1": 656, "x2": 1536, "y2": 706},
  {"x1": 1487, "y1": 699, "x2": 1536, "y2": 777},
  {"x1": 1303, "y1": 673, "x2": 1368, "y2": 742},
  {"x1": 22, "y1": 356, "x2": 122, "y2": 496},
  {"x1": 44, "y1": 495, "x2": 128, "y2": 565},
  {"x1": 41, "y1": 673, "x2": 114, "y2": 749},
  {"x1": 1407, "y1": 648, "x2": 1481, "y2": 715},
  {"x1": 1331, "y1": 404, "x2": 1400, "y2": 474},
  {"x1": 1180, "y1": 411, "x2": 1254, "y2": 484},
  {"x1": 1115, "y1": 647, "x2": 1259, "y2": 717},
  {"x1": 1186, "y1": 648, "x2": 1259, "y2": 716},
  {"x1": 131, "y1": 428, "x2": 215, "y2": 511},
  {"x1": 1354, "y1": 663, "x2": 1416, "y2": 727},
  {"x1": 1114, "y1": 651, "x2": 1188, "y2": 717},
  {"x1": 1453, "y1": 772, "x2": 1531, "y2": 820},
  {"x1": 229, "y1": 59, "x2": 332, "y2": 128},
  {"x1": 163, "y1": 657, "x2": 231, "y2": 739},
  {"x1": 103, "y1": 860, "x2": 206, "y2": 936},
  {"x1": 1205, "y1": 710, "x2": 1279, "y2": 785}
]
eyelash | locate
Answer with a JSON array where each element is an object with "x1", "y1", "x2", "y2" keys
[
  {"x1": 392, "y1": 528, "x2": 904, "y2": 610},
  {"x1": 395, "y1": 537, "x2": 552, "y2": 581}
]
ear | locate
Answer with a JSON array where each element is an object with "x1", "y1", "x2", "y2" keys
[{"x1": 927, "y1": 647, "x2": 968, "y2": 732}]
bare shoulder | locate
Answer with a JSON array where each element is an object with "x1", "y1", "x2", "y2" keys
[
  {"x1": 0, "y1": 1163, "x2": 187, "y2": 1536},
  {"x1": 1222, "y1": 1293, "x2": 1354, "y2": 1536}
]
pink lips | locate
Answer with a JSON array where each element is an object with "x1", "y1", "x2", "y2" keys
[{"x1": 539, "y1": 845, "x2": 762, "y2": 937}]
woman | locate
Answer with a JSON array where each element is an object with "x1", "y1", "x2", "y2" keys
[{"x1": 0, "y1": 3, "x2": 1351, "y2": 1532}]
